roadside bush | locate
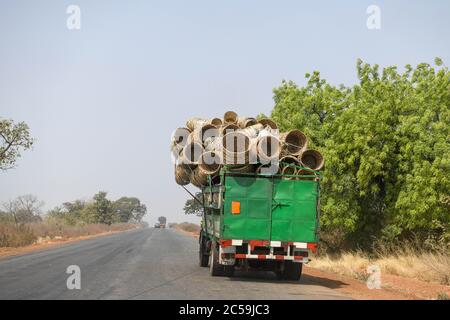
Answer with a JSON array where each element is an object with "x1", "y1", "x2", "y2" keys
[
  {"x1": 311, "y1": 241, "x2": 450, "y2": 285},
  {"x1": 0, "y1": 224, "x2": 37, "y2": 247},
  {"x1": 0, "y1": 221, "x2": 138, "y2": 248},
  {"x1": 271, "y1": 59, "x2": 450, "y2": 250},
  {"x1": 172, "y1": 222, "x2": 200, "y2": 233}
]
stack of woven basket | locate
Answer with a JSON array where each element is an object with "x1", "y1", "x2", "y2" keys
[{"x1": 171, "y1": 111, "x2": 324, "y2": 188}]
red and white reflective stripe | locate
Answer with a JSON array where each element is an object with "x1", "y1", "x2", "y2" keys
[
  {"x1": 249, "y1": 240, "x2": 269, "y2": 250},
  {"x1": 293, "y1": 242, "x2": 307, "y2": 249},
  {"x1": 233, "y1": 253, "x2": 308, "y2": 263},
  {"x1": 222, "y1": 239, "x2": 317, "y2": 254},
  {"x1": 232, "y1": 239, "x2": 243, "y2": 246},
  {"x1": 307, "y1": 243, "x2": 318, "y2": 253},
  {"x1": 220, "y1": 240, "x2": 232, "y2": 247},
  {"x1": 270, "y1": 241, "x2": 281, "y2": 247},
  {"x1": 220, "y1": 239, "x2": 243, "y2": 247}
]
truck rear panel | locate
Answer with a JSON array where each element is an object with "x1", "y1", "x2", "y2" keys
[
  {"x1": 202, "y1": 170, "x2": 320, "y2": 266},
  {"x1": 222, "y1": 174, "x2": 319, "y2": 243}
]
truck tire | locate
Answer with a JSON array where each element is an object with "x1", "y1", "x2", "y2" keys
[
  {"x1": 199, "y1": 235, "x2": 209, "y2": 267},
  {"x1": 282, "y1": 261, "x2": 303, "y2": 281},
  {"x1": 209, "y1": 242, "x2": 224, "y2": 276},
  {"x1": 223, "y1": 265, "x2": 235, "y2": 277}
]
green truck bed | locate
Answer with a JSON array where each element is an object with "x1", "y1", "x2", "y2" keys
[
  {"x1": 198, "y1": 167, "x2": 320, "y2": 280},
  {"x1": 202, "y1": 170, "x2": 320, "y2": 243}
]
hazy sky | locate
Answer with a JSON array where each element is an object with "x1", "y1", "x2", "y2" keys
[{"x1": 1, "y1": 0, "x2": 449, "y2": 224}]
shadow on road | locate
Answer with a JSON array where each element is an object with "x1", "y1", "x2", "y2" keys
[
  {"x1": 228, "y1": 270, "x2": 348, "y2": 290},
  {"x1": 300, "y1": 274, "x2": 349, "y2": 289}
]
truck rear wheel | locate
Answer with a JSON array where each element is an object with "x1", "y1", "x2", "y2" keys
[
  {"x1": 209, "y1": 242, "x2": 223, "y2": 276},
  {"x1": 282, "y1": 261, "x2": 303, "y2": 281},
  {"x1": 209, "y1": 241, "x2": 235, "y2": 276},
  {"x1": 223, "y1": 265, "x2": 235, "y2": 277},
  {"x1": 199, "y1": 235, "x2": 209, "y2": 267}
]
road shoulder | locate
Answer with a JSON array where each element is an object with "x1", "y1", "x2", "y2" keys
[
  {"x1": 0, "y1": 227, "x2": 141, "y2": 259},
  {"x1": 170, "y1": 228, "x2": 449, "y2": 300}
]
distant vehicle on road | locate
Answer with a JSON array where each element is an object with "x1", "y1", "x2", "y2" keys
[
  {"x1": 158, "y1": 216, "x2": 167, "y2": 229},
  {"x1": 196, "y1": 167, "x2": 320, "y2": 280},
  {"x1": 154, "y1": 223, "x2": 160, "y2": 228}
]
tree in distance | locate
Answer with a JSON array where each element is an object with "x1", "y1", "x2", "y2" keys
[{"x1": 0, "y1": 119, "x2": 33, "y2": 171}]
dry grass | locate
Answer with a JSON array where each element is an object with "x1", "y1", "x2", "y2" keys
[
  {"x1": 309, "y1": 246, "x2": 450, "y2": 286},
  {"x1": 309, "y1": 251, "x2": 371, "y2": 281},
  {"x1": 171, "y1": 222, "x2": 200, "y2": 234},
  {"x1": 0, "y1": 222, "x2": 137, "y2": 248},
  {"x1": 0, "y1": 224, "x2": 37, "y2": 247},
  {"x1": 28, "y1": 222, "x2": 135, "y2": 239},
  {"x1": 437, "y1": 292, "x2": 450, "y2": 300}
]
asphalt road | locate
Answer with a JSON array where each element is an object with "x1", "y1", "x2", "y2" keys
[{"x1": 0, "y1": 228, "x2": 352, "y2": 300}]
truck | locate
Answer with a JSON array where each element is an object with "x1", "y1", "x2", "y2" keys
[
  {"x1": 196, "y1": 166, "x2": 320, "y2": 280},
  {"x1": 158, "y1": 216, "x2": 167, "y2": 229}
]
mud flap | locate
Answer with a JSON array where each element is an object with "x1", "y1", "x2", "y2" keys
[{"x1": 219, "y1": 245, "x2": 236, "y2": 266}]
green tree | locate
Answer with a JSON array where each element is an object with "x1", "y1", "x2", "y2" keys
[
  {"x1": 93, "y1": 191, "x2": 117, "y2": 225},
  {"x1": 47, "y1": 200, "x2": 87, "y2": 225},
  {"x1": 47, "y1": 194, "x2": 148, "y2": 225},
  {"x1": 271, "y1": 72, "x2": 349, "y2": 148},
  {"x1": 271, "y1": 59, "x2": 450, "y2": 249},
  {"x1": 183, "y1": 192, "x2": 203, "y2": 216},
  {"x1": 0, "y1": 119, "x2": 34, "y2": 171},
  {"x1": 113, "y1": 197, "x2": 147, "y2": 222}
]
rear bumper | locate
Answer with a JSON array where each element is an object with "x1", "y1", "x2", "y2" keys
[
  {"x1": 219, "y1": 239, "x2": 317, "y2": 265},
  {"x1": 233, "y1": 253, "x2": 309, "y2": 263}
]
